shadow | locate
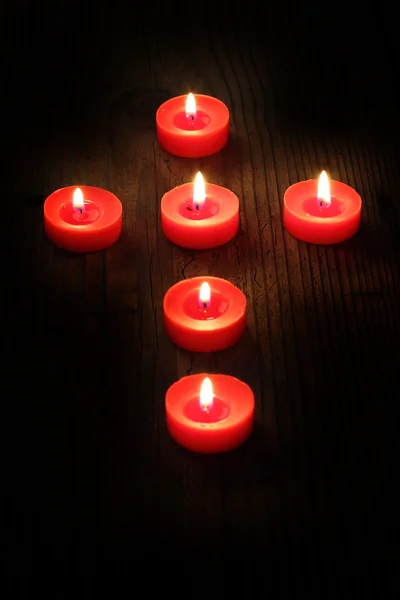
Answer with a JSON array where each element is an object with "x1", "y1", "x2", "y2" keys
[
  {"x1": 175, "y1": 327, "x2": 261, "y2": 381},
  {"x1": 333, "y1": 221, "x2": 378, "y2": 253},
  {"x1": 310, "y1": 208, "x2": 399, "y2": 261},
  {"x1": 220, "y1": 427, "x2": 281, "y2": 489},
  {"x1": 214, "y1": 329, "x2": 260, "y2": 379},
  {"x1": 56, "y1": 248, "x2": 103, "y2": 261},
  {"x1": 222, "y1": 134, "x2": 241, "y2": 162}
]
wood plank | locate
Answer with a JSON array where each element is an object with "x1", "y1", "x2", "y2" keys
[{"x1": 5, "y1": 5, "x2": 399, "y2": 590}]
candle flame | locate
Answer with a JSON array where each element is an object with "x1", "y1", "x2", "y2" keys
[
  {"x1": 73, "y1": 187, "x2": 84, "y2": 212},
  {"x1": 199, "y1": 282, "x2": 211, "y2": 309},
  {"x1": 199, "y1": 377, "x2": 213, "y2": 412},
  {"x1": 185, "y1": 93, "x2": 196, "y2": 118},
  {"x1": 317, "y1": 171, "x2": 331, "y2": 208},
  {"x1": 193, "y1": 171, "x2": 206, "y2": 211}
]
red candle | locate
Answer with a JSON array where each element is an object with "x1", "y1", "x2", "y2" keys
[
  {"x1": 163, "y1": 276, "x2": 246, "y2": 352},
  {"x1": 44, "y1": 185, "x2": 122, "y2": 253},
  {"x1": 283, "y1": 171, "x2": 362, "y2": 245},
  {"x1": 156, "y1": 93, "x2": 229, "y2": 158},
  {"x1": 161, "y1": 171, "x2": 239, "y2": 250},
  {"x1": 165, "y1": 374, "x2": 255, "y2": 453}
]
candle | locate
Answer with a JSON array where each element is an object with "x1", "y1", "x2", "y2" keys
[
  {"x1": 161, "y1": 171, "x2": 239, "y2": 250},
  {"x1": 163, "y1": 276, "x2": 246, "y2": 352},
  {"x1": 165, "y1": 374, "x2": 255, "y2": 453},
  {"x1": 283, "y1": 171, "x2": 362, "y2": 245},
  {"x1": 156, "y1": 93, "x2": 229, "y2": 158},
  {"x1": 44, "y1": 185, "x2": 122, "y2": 253}
]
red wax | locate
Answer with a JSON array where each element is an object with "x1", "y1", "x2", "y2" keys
[
  {"x1": 283, "y1": 179, "x2": 362, "y2": 245},
  {"x1": 156, "y1": 94, "x2": 230, "y2": 158},
  {"x1": 161, "y1": 182, "x2": 239, "y2": 249},
  {"x1": 44, "y1": 185, "x2": 122, "y2": 253},
  {"x1": 165, "y1": 373, "x2": 255, "y2": 453},
  {"x1": 163, "y1": 276, "x2": 246, "y2": 352}
]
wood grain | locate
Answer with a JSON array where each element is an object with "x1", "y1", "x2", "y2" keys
[{"x1": 5, "y1": 2, "x2": 399, "y2": 593}]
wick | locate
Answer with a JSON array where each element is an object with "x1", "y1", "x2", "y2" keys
[
  {"x1": 195, "y1": 204, "x2": 199, "y2": 211},
  {"x1": 203, "y1": 302, "x2": 207, "y2": 309},
  {"x1": 187, "y1": 114, "x2": 194, "y2": 121},
  {"x1": 79, "y1": 208, "x2": 83, "y2": 214}
]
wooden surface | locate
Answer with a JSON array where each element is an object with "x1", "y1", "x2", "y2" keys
[{"x1": 5, "y1": 2, "x2": 399, "y2": 595}]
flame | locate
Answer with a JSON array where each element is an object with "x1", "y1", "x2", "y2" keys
[
  {"x1": 317, "y1": 171, "x2": 331, "y2": 208},
  {"x1": 193, "y1": 171, "x2": 206, "y2": 211},
  {"x1": 199, "y1": 377, "x2": 213, "y2": 412},
  {"x1": 199, "y1": 282, "x2": 211, "y2": 309},
  {"x1": 73, "y1": 187, "x2": 84, "y2": 212},
  {"x1": 185, "y1": 93, "x2": 196, "y2": 118}
]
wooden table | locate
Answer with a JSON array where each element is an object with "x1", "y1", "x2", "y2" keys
[{"x1": 5, "y1": 3, "x2": 399, "y2": 594}]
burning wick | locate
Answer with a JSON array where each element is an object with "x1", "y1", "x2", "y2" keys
[
  {"x1": 73, "y1": 187, "x2": 85, "y2": 215},
  {"x1": 192, "y1": 171, "x2": 206, "y2": 213},
  {"x1": 199, "y1": 377, "x2": 213, "y2": 414},
  {"x1": 199, "y1": 281, "x2": 211, "y2": 311},
  {"x1": 185, "y1": 93, "x2": 196, "y2": 122},
  {"x1": 317, "y1": 170, "x2": 331, "y2": 210}
]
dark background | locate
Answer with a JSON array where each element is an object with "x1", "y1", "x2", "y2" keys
[{"x1": 3, "y1": 1, "x2": 399, "y2": 596}]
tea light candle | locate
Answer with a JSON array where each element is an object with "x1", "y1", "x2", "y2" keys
[
  {"x1": 163, "y1": 276, "x2": 246, "y2": 352},
  {"x1": 44, "y1": 186, "x2": 122, "y2": 253},
  {"x1": 161, "y1": 171, "x2": 239, "y2": 250},
  {"x1": 283, "y1": 171, "x2": 362, "y2": 245},
  {"x1": 165, "y1": 374, "x2": 255, "y2": 453},
  {"x1": 156, "y1": 93, "x2": 229, "y2": 158}
]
